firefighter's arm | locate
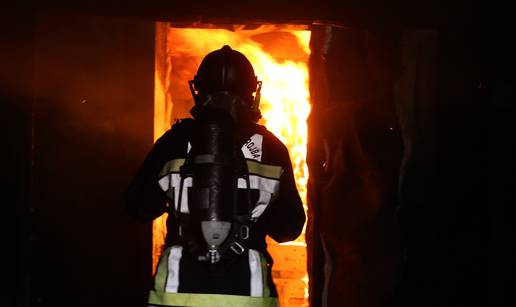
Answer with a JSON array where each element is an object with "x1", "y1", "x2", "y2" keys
[
  {"x1": 261, "y1": 148, "x2": 306, "y2": 243},
  {"x1": 125, "y1": 135, "x2": 170, "y2": 221},
  {"x1": 125, "y1": 121, "x2": 189, "y2": 221}
]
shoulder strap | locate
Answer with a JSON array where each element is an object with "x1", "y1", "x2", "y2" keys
[
  {"x1": 217, "y1": 129, "x2": 258, "y2": 261},
  {"x1": 173, "y1": 123, "x2": 261, "y2": 262}
]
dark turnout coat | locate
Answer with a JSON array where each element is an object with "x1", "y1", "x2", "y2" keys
[{"x1": 126, "y1": 118, "x2": 305, "y2": 307}]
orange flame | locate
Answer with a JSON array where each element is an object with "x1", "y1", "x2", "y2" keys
[
  {"x1": 167, "y1": 25, "x2": 311, "y2": 223},
  {"x1": 155, "y1": 24, "x2": 311, "y2": 306}
]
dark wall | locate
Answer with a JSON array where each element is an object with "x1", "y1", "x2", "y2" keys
[
  {"x1": 28, "y1": 0, "x2": 468, "y2": 28},
  {"x1": 392, "y1": 27, "x2": 479, "y2": 307},
  {"x1": 392, "y1": 25, "x2": 513, "y2": 307},
  {"x1": 484, "y1": 25, "x2": 515, "y2": 307},
  {"x1": 306, "y1": 23, "x2": 514, "y2": 307},
  {"x1": 1, "y1": 10, "x2": 36, "y2": 307},
  {"x1": 2, "y1": 10, "x2": 156, "y2": 307},
  {"x1": 307, "y1": 26, "x2": 404, "y2": 307}
]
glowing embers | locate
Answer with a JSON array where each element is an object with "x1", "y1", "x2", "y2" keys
[{"x1": 154, "y1": 23, "x2": 311, "y2": 307}]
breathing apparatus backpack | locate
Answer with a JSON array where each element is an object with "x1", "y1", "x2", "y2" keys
[
  {"x1": 173, "y1": 45, "x2": 263, "y2": 264},
  {"x1": 172, "y1": 107, "x2": 255, "y2": 264}
]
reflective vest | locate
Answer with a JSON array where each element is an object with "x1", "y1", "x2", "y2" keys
[
  {"x1": 149, "y1": 246, "x2": 279, "y2": 307},
  {"x1": 126, "y1": 119, "x2": 305, "y2": 307}
]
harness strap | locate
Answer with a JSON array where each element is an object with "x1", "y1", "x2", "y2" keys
[{"x1": 173, "y1": 126, "x2": 256, "y2": 263}]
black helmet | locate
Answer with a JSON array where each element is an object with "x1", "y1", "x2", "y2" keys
[{"x1": 189, "y1": 45, "x2": 262, "y2": 122}]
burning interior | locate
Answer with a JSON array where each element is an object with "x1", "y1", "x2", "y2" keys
[{"x1": 154, "y1": 22, "x2": 312, "y2": 307}]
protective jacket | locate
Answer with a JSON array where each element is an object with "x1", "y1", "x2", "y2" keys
[{"x1": 126, "y1": 118, "x2": 305, "y2": 307}]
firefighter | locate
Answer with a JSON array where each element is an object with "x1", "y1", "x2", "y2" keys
[{"x1": 126, "y1": 45, "x2": 305, "y2": 307}]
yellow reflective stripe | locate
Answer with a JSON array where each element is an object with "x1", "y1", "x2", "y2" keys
[
  {"x1": 154, "y1": 248, "x2": 171, "y2": 291},
  {"x1": 260, "y1": 253, "x2": 271, "y2": 297},
  {"x1": 160, "y1": 159, "x2": 282, "y2": 180},
  {"x1": 148, "y1": 291, "x2": 279, "y2": 307},
  {"x1": 246, "y1": 161, "x2": 283, "y2": 180},
  {"x1": 159, "y1": 159, "x2": 186, "y2": 177}
]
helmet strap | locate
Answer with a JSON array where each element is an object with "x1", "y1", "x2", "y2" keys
[
  {"x1": 189, "y1": 79, "x2": 202, "y2": 105},
  {"x1": 251, "y1": 80, "x2": 262, "y2": 113}
]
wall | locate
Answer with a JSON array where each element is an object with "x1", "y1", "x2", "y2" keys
[
  {"x1": 1, "y1": 10, "x2": 156, "y2": 307},
  {"x1": 307, "y1": 26, "x2": 404, "y2": 307},
  {"x1": 0, "y1": 10, "x2": 36, "y2": 307}
]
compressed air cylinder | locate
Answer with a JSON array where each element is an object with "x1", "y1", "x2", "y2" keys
[{"x1": 190, "y1": 109, "x2": 236, "y2": 261}]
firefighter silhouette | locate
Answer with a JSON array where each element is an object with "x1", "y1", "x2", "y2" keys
[{"x1": 126, "y1": 45, "x2": 305, "y2": 307}]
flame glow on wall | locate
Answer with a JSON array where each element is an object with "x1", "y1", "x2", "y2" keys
[{"x1": 154, "y1": 23, "x2": 311, "y2": 306}]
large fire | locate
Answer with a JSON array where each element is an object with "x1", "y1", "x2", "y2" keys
[{"x1": 154, "y1": 23, "x2": 311, "y2": 306}]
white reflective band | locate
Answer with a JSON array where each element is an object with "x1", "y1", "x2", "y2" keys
[
  {"x1": 158, "y1": 175, "x2": 170, "y2": 191},
  {"x1": 161, "y1": 174, "x2": 277, "y2": 216},
  {"x1": 249, "y1": 249, "x2": 263, "y2": 297},
  {"x1": 165, "y1": 246, "x2": 183, "y2": 293},
  {"x1": 178, "y1": 177, "x2": 192, "y2": 213},
  {"x1": 237, "y1": 175, "x2": 280, "y2": 194},
  {"x1": 159, "y1": 161, "x2": 280, "y2": 217},
  {"x1": 251, "y1": 192, "x2": 272, "y2": 219},
  {"x1": 237, "y1": 175, "x2": 278, "y2": 220},
  {"x1": 158, "y1": 174, "x2": 192, "y2": 213}
]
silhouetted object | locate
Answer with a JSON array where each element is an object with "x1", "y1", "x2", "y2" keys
[
  {"x1": 307, "y1": 27, "x2": 403, "y2": 307},
  {"x1": 126, "y1": 45, "x2": 305, "y2": 307}
]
